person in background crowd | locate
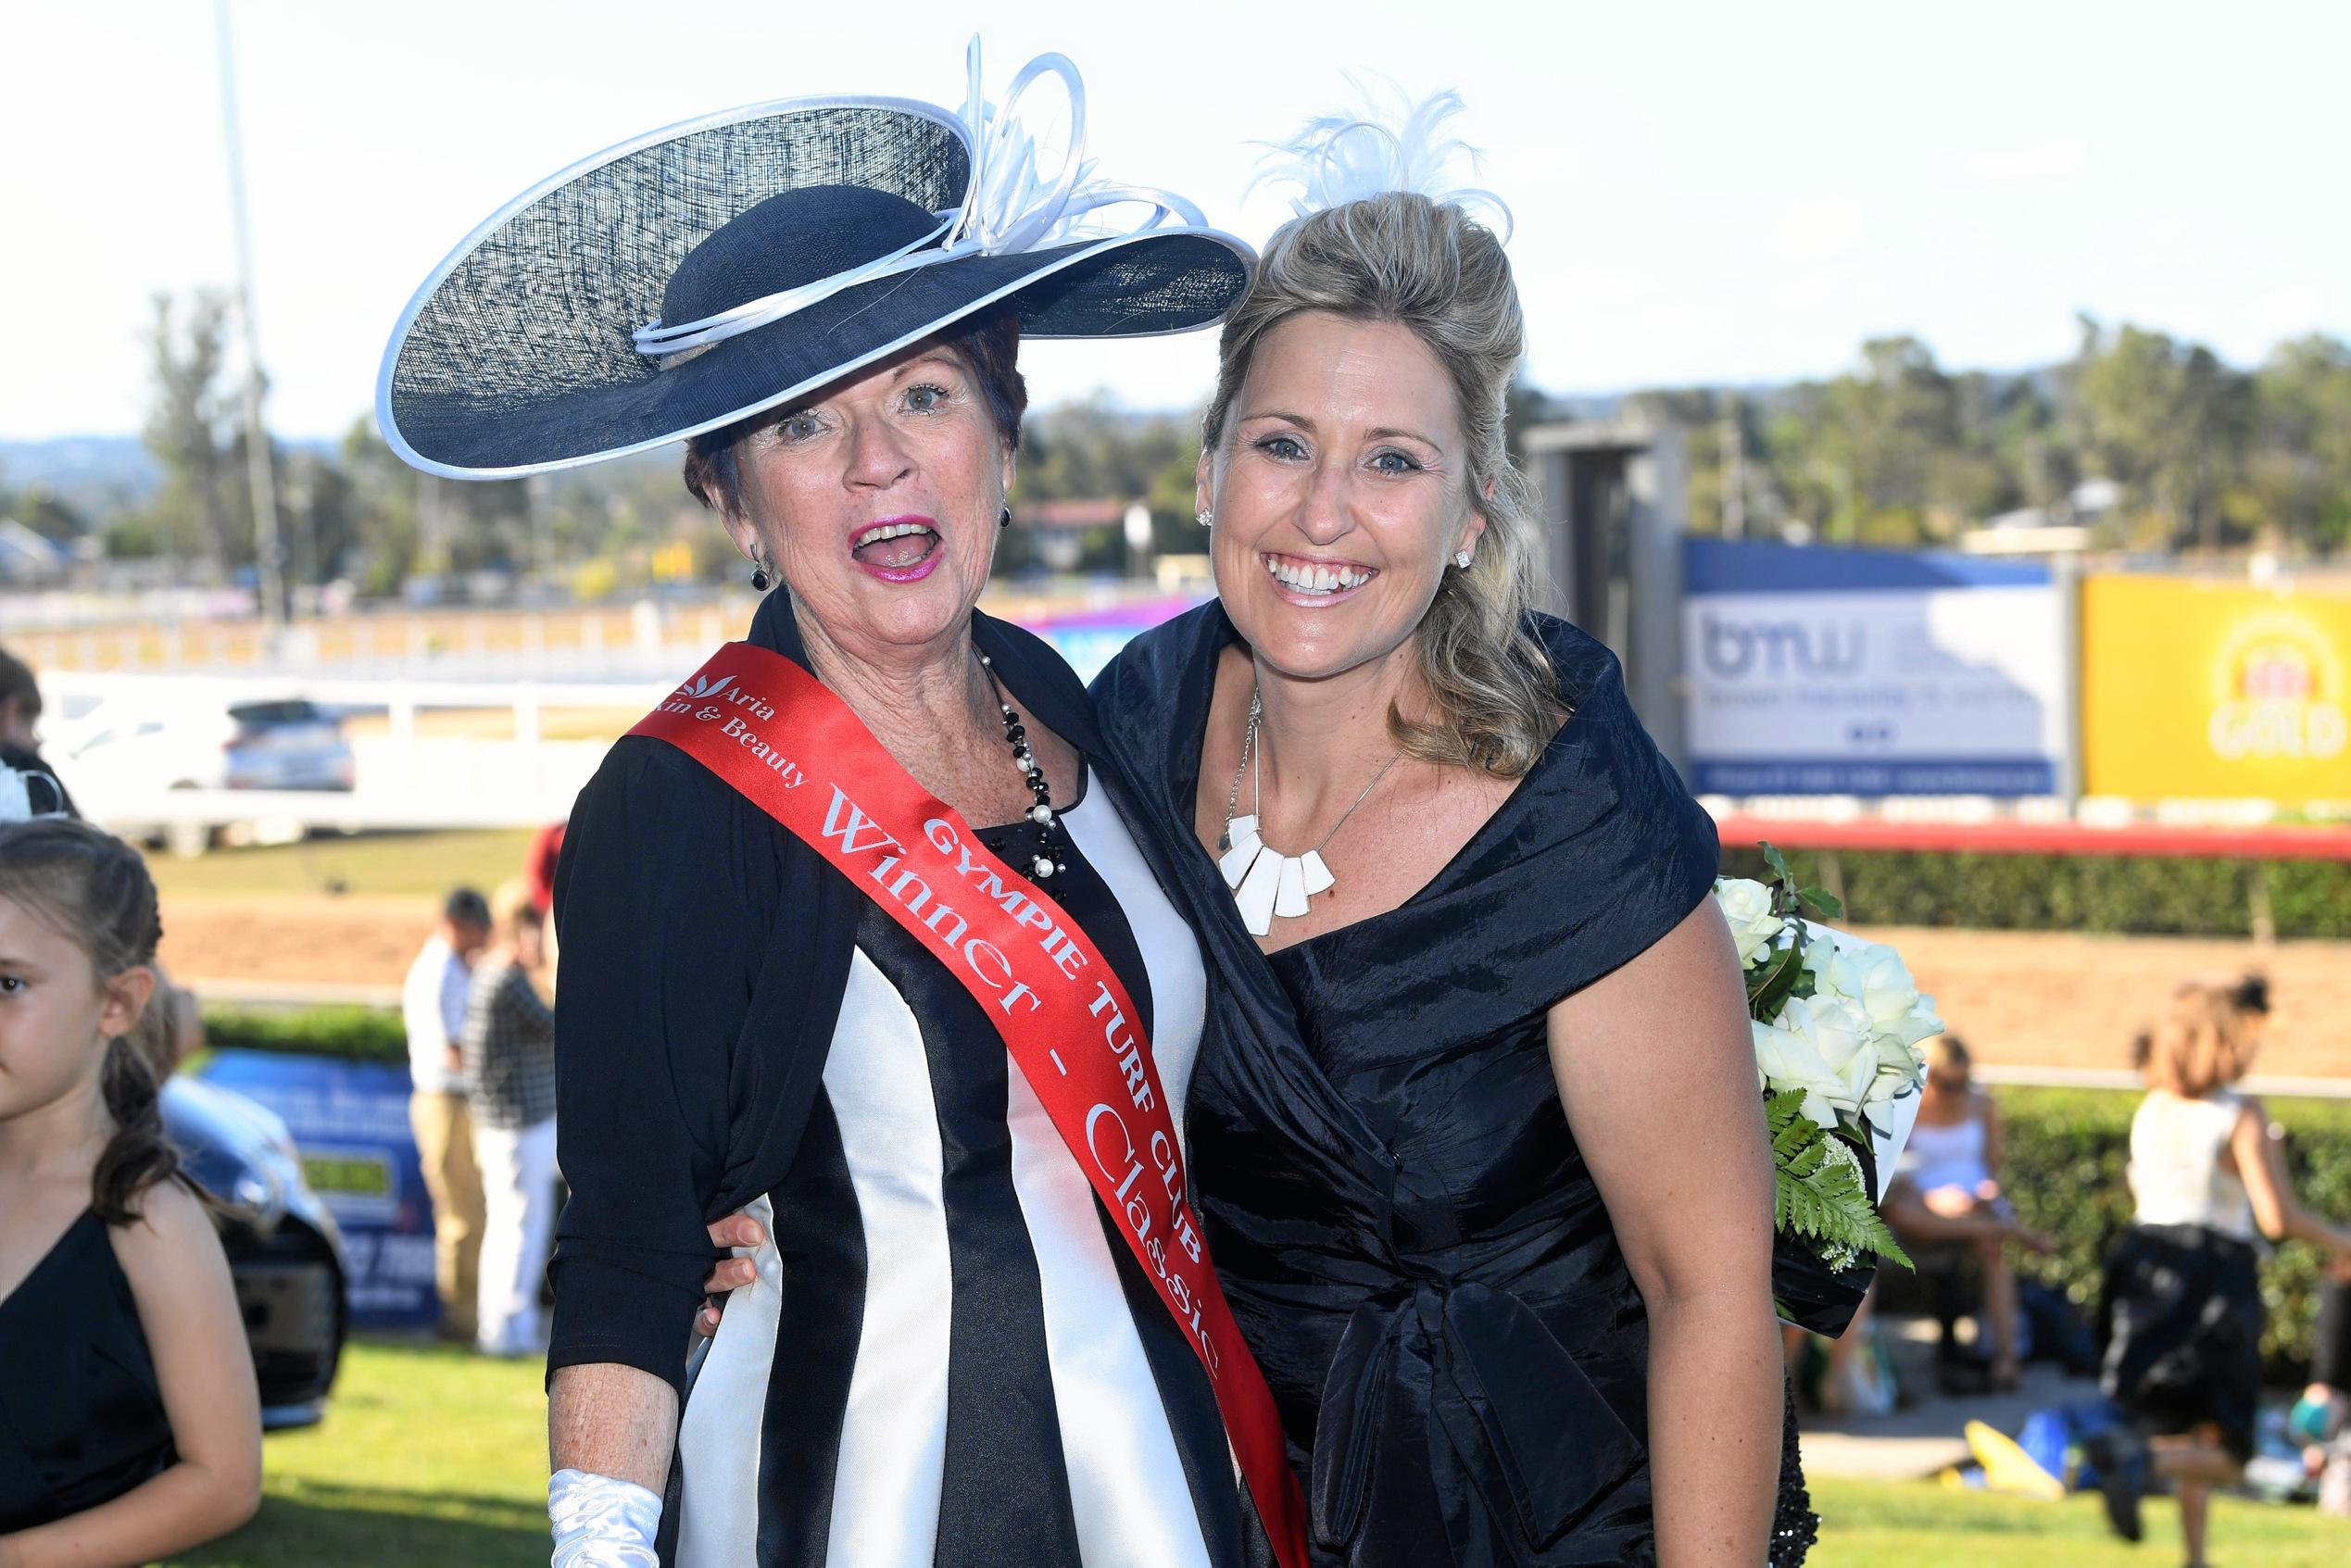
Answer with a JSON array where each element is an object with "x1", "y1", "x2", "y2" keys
[
  {"x1": 405, "y1": 887, "x2": 493, "y2": 1345},
  {"x1": 1882, "y1": 1035, "x2": 2054, "y2": 1389},
  {"x1": 0, "y1": 818, "x2": 261, "y2": 1564},
  {"x1": 461, "y1": 879, "x2": 557, "y2": 1358},
  {"x1": 522, "y1": 822, "x2": 565, "y2": 973},
  {"x1": 2293, "y1": 1273, "x2": 2351, "y2": 1480},
  {"x1": 2091, "y1": 980, "x2": 2351, "y2": 1564},
  {"x1": 1787, "y1": 1286, "x2": 1894, "y2": 1419},
  {"x1": 522, "y1": 821, "x2": 565, "y2": 921},
  {"x1": 2229, "y1": 971, "x2": 2351, "y2": 1487},
  {"x1": 0, "y1": 646, "x2": 75, "y2": 819}
]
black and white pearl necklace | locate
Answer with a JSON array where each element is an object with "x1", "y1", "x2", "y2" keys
[{"x1": 976, "y1": 648, "x2": 1068, "y2": 894}]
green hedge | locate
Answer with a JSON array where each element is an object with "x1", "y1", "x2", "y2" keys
[
  {"x1": 1988, "y1": 1085, "x2": 2351, "y2": 1378},
  {"x1": 198, "y1": 1004, "x2": 409, "y2": 1065},
  {"x1": 195, "y1": 1011, "x2": 2351, "y2": 1374},
  {"x1": 1718, "y1": 845, "x2": 2351, "y2": 940}
]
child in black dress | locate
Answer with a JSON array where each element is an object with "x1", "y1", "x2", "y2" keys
[{"x1": 0, "y1": 817, "x2": 260, "y2": 1564}]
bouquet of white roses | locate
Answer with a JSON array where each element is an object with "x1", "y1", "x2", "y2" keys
[{"x1": 1715, "y1": 845, "x2": 1942, "y2": 1333}]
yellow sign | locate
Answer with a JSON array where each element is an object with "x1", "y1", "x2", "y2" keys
[{"x1": 2082, "y1": 575, "x2": 2351, "y2": 803}]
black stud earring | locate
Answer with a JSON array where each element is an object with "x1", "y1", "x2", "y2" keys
[{"x1": 999, "y1": 505, "x2": 1012, "y2": 530}]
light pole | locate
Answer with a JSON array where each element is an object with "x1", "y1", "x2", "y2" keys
[{"x1": 216, "y1": 0, "x2": 286, "y2": 637}]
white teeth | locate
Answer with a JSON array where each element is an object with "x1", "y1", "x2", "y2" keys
[
  {"x1": 854, "y1": 521, "x2": 937, "y2": 548},
  {"x1": 1264, "y1": 556, "x2": 1370, "y2": 594}
]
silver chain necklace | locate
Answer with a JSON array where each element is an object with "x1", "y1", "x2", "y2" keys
[{"x1": 1217, "y1": 682, "x2": 1403, "y2": 936}]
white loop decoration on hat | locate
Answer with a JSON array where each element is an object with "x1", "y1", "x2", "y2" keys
[
  {"x1": 1251, "y1": 82, "x2": 1514, "y2": 245},
  {"x1": 631, "y1": 38, "x2": 1209, "y2": 363}
]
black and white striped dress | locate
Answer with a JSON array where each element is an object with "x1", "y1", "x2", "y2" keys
[{"x1": 667, "y1": 774, "x2": 1243, "y2": 1567}]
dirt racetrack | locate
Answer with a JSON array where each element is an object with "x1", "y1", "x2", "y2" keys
[{"x1": 158, "y1": 896, "x2": 2351, "y2": 1079}]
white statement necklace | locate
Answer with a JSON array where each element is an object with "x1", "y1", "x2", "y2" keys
[{"x1": 1217, "y1": 684, "x2": 1404, "y2": 937}]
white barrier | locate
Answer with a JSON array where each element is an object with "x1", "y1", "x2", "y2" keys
[{"x1": 36, "y1": 671, "x2": 670, "y2": 844}]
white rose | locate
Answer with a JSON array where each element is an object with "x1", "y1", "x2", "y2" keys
[
  {"x1": 1753, "y1": 1017, "x2": 1841, "y2": 1129},
  {"x1": 1812, "y1": 935, "x2": 1936, "y2": 1047},
  {"x1": 1864, "y1": 1035, "x2": 1927, "y2": 1121},
  {"x1": 1713, "y1": 877, "x2": 1785, "y2": 966},
  {"x1": 1895, "y1": 991, "x2": 1945, "y2": 1049},
  {"x1": 1755, "y1": 994, "x2": 1879, "y2": 1129}
]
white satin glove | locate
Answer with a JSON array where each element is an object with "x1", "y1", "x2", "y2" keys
[{"x1": 550, "y1": 1468, "x2": 661, "y2": 1566}]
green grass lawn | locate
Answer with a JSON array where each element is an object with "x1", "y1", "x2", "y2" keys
[
  {"x1": 145, "y1": 829, "x2": 540, "y2": 901},
  {"x1": 170, "y1": 1338, "x2": 2349, "y2": 1566},
  {"x1": 1806, "y1": 1473, "x2": 2344, "y2": 1566},
  {"x1": 166, "y1": 1339, "x2": 548, "y2": 1568}
]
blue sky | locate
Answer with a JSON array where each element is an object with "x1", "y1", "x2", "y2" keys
[{"x1": 5, "y1": 0, "x2": 2345, "y2": 440}]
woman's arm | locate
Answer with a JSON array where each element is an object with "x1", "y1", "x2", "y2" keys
[
  {"x1": 0, "y1": 1183, "x2": 261, "y2": 1568},
  {"x1": 2233, "y1": 1100, "x2": 2351, "y2": 1253},
  {"x1": 536, "y1": 743, "x2": 782, "y2": 1554},
  {"x1": 1548, "y1": 897, "x2": 1779, "y2": 1568},
  {"x1": 548, "y1": 1364, "x2": 679, "y2": 1490}
]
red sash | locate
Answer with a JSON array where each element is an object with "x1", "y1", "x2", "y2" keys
[{"x1": 631, "y1": 643, "x2": 1309, "y2": 1568}]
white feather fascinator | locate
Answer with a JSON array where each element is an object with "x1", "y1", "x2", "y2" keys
[{"x1": 1250, "y1": 82, "x2": 1513, "y2": 243}]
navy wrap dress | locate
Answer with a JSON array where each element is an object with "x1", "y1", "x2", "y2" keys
[{"x1": 1092, "y1": 602, "x2": 1799, "y2": 1567}]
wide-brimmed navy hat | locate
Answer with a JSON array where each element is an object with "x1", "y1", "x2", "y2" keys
[{"x1": 378, "y1": 44, "x2": 1254, "y2": 479}]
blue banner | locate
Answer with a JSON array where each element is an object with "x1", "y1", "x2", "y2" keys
[
  {"x1": 1680, "y1": 539, "x2": 2068, "y2": 798},
  {"x1": 1690, "y1": 758, "x2": 2059, "y2": 795},
  {"x1": 1683, "y1": 536, "x2": 2051, "y2": 593},
  {"x1": 198, "y1": 1048, "x2": 438, "y2": 1330}
]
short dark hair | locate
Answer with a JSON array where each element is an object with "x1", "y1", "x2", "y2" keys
[
  {"x1": 2229, "y1": 972, "x2": 2270, "y2": 1017},
  {"x1": 682, "y1": 306, "x2": 1026, "y2": 517},
  {"x1": 444, "y1": 886, "x2": 491, "y2": 927},
  {"x1": 0, "y1": 646, "x2": 38, "y2": 721}
]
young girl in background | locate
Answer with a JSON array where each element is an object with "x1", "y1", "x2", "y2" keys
[
  {"x1": 0, "y1": 817, "x2": 260, "y2": 1567},
  {"x1": 2093, "y1": 979, "x2": 2351, "y2": 1564}
]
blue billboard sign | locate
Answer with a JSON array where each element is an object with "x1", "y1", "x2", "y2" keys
[
  {"x1": 1680, "y1": 538, "x2": 2069, "y2": 797},
  {"x1": 198, "y1": 1048, "x2": 439, "y2": 1330}
]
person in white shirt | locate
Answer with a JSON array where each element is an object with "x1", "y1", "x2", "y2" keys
[
  {"x1": 405, "y1": 886, "x2": 492, "y2": 1343},
  {"x1": 2091, "y1": 980, "x2": 2351, "y2": 1562}
]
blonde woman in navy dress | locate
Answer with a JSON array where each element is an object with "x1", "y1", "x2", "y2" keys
[{"x1": 1087, "y1": 106, "x2": 1788, "y2": 1565}]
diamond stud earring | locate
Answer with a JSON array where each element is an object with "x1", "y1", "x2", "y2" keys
[
  {"x1": 1453, "y1": 549, "x2": 1473, "y2": 569},
  {"x1": 1196, "y1": 508, "x2": 1213, "y2": 527}
]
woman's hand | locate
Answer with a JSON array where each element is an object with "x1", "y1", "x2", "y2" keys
[{"x1": 693, "y1": 1212, "x2": 766, "y2": 1337}]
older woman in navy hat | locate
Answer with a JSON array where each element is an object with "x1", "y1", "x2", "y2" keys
[{"x1": 382, "y1": 48, "x2": 1296, "y2": 1568}]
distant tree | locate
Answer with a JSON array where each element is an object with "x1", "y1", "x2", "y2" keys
[
  {"x1": 140, "y1": 290, "x2": 242, "y2": 572},
  {"x1": 1986, "y1": 374, "x2": 2074, "y2": 511},
  {"x1": 340, "y1": 419, "x2": 422, "y2": 595},
  {"x1": 1145, "y1": 444, "x2": 1207, "y2": 557},
  {"x1": 1020, "y1": 395, "x2": 1195, "y2": 507},
  {"x1": 12, "y1": 485, "x2": 87, "y2": 544},
  {"x1": 1502, "y1": 367, "x2": 1549, "y2": 468},
  {"x1": 2063, "y1": 315, "x2": 2250, "y2": 550},
  {"x1": 102, "y1": 514, "x2": 164, "y2": 559},
  {"x1": 286, "y1": 448, "x2": 357, "y2": 585},
  {"x1": 2238, "y1": 333, "x2": 2351, "y2": 552}
]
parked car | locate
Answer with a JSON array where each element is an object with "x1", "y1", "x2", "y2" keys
[
  {"x1": 160, "y1": 1075, "x2": 349, "y2": 1429},
  {"x1": 59, "y1": 693, "x2": 356, "y2": 794},
  {"x1": 54, "y1": 690, "x2": 357, "y2": 854}
]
